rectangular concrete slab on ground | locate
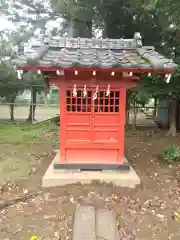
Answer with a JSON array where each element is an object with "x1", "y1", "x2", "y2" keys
[
  {"x1": 72, "y1": 206, "x2": 119, "y2": 240},
  {"x1": 96, "y1": 209, "x2": 119, "y2": 240},
  {"x1": 42, "y1": 151, "x2": 140, "y2": 188},
  {"x1": 72, "y1": 205, "x2": 96, "y2": 240}
]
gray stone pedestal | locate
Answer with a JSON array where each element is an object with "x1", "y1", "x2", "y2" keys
[{"x1": 42, "y1": 151, "x2": 140, "y2": 188}]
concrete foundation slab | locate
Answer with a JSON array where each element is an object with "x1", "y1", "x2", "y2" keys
[
  {"x1": 72, "y1": 205, "x2": 96, "y2": 240},
  {"x1": 96, "y1": 209, "x2": 119, "y2": 240},
  {"x1": 42, "y1": 152, "x2": 140, "y2": 188}
]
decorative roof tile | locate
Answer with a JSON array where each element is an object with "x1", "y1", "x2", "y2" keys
[{"x1": 13, "y1": 33, "x2": 177, "y2": 71}]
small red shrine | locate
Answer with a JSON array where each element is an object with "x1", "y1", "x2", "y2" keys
[{"x1": 14, "y1": 33, "x2": 176, "y2": 171}]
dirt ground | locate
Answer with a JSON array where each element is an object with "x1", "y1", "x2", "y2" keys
[{"x1": 0, "y1": 124, "x2": 180, "y2": 240}]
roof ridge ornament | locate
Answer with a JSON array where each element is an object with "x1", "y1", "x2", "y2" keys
[
  {"x1": 134, "y1": 32, "x2": 142, "y2": 48},
  {"x1": 49, "y1": 36, "x2": 137, "y2": 50}
]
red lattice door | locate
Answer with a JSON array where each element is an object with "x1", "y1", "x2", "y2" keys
[{"x1": 65, "y1": 86, "x2": 122, "y2": 163}]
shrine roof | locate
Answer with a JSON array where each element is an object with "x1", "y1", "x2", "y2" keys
[{"x1": 13, "y1": 33, "x2": 177, "y2": 71}]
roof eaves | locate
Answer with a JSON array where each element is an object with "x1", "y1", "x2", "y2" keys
[
  {"x1": 26, "y1": 45, "x2": 49, "y2": 65},
  {"x1": 137, "y1": 47, "x2": 177, "y2": 70}
]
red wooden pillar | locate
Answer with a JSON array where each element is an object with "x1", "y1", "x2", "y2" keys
[
  {"x1": 59, "y1": 79, "x2": 66, "y2": 162},
  {"x1": 48, "y1": 77, "x2": 67, "y2": 162},
  {"x1": 119, "y1": 88, "x2": 126, "y2": 163}
]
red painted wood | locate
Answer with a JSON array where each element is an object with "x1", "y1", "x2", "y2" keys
[
  {"x1": 49, "y1": 79, "x2": 60, "y2": 87},
  {"x1": 39, "y1": 71, "x2": 142, "y2": 164},
  {"x1": 118, "y1": 89, "x2": 126, "y2": 163},
  {"x1": 16, "y1": 65, "x2": 174, "y2": 74},
  {"x1": 59, "y1": 78, "x2": 66, "y2": 162},
  {"x1": 61, "y1": 81, "x2": 126, "y2": 164},
  {"x1": 46, "y1": 71, "x2": 139, "y2": 164},
  {"x1": 66, "y1": 149, "x2": 119, "y2": 163}
]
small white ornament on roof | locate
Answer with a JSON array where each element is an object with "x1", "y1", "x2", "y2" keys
[
  {"x1": 83, "y1": 84, "x2": 87, "y2": 98},
  {"x1": 56, "y1": 70, "x2": 64, "y2": 75},
  {"x1": 165, "y1": 74, "x2": 172, "y2": 83},
  {"x1": 73, "y1": 84, "x2": 77, "y2": 97},
  {"x1": 106, "y1": 84, "x2": 111, "y2": 97},
  {"x1": 66, "y1": 41, "x2": 72, "y2": 48},
  {"x1": 93, "y1": 85, "x2": 99, "y2": 101},
  {"x1": 17, "y1": 70, "x2": 22, "y2": 79},
  {"x1": 134, "y1": 32, "x2": 141, "y2": 39},
  {"x1": 111, "y1": 71, "x2": 115, "y2": 76}
]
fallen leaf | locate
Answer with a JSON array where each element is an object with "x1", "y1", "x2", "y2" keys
[
  {"x1": 116, "y1": 220, "x2": 120, "y2": 226},
  {"x1": 54, "y1": 231, "x2": 60, "y2": 238},
  {"x1": 143, "y1": 200, "x2": 150, "y2": 206},
  {"x1": 29, "y1": 236, "x2": 38, "y2": 240},
  {"x1": 0, "y1": 199, "x2": 5, "y2": 208},
  {"x1": 173, "y1": 211, "x2": 180, "y2": 222},
  {"x1": 44, "y1": 215, "x2": 57, "y2": 220},
  {"x1": 157, "y1": 214, "x2": 164, "y2": 219},
  {"x1": 69, "y1": 196, "x2": 75, "y2": 203},
  {"x1": 112, "y1": 194, "x2": 118, "y2": 200},
  {"x1": 23, "y1": 189, "x2": 28, "y2": 194}
]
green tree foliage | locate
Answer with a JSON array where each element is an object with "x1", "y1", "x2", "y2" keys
[
  {"x1": 133, "y1": 0, "x2": 180, "y2": 26},
  {"x1": 23, "y1": 71, "x2": 45, "y2": 121},
  {"x1": 0, "y1": 29, "x2": 45, "y2": 121}
]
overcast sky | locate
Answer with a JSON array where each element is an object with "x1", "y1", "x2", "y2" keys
[
  {"x1": 0, "y1": 15, "x2": 101, "y2": 38},
  {"x1": 0, "y1": 17, "x2": 14, "y2": 30}
]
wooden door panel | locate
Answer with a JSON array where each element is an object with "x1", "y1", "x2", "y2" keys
[
  {"x1": 66, "y1": 113, "x2": 92, "y2": 125},
  {"x1": 66, "y1": 149, "x2": 119, "y2": 162},
  {"x1": 94, "y1": 114, "x2": 120, "y2": 125},
  {"x1": 65, "y1": 88, "x2": 93, "y2": 144},
  {"x1": 92, "y1": 90, "x2": 120, "y2": 144},
  {"x1": 66, "y1": 129, "x2": 91, "y2": 142},
  {"x1": 65, "y1": 87, "x2": 121, "y2": 145},
  {"x1": 94, "y1": 130, "x2": 119, "y2": 142}
]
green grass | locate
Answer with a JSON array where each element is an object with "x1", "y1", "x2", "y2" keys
[
  {"x1": 0, "y1": 157, "x2": 31, "y2": 182},
  {"x1": 0, "y1": 122, "x2": 58, "y2": 184},
  {"x1": 161, "y1": 143, "x2": 180, "y2": 164},
  {"x1": 0, "y1": 123, "x2": 57, "y2": 144}
]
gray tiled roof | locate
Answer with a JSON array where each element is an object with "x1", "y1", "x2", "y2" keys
[{"x1": 13, "y1": 33, "x2": 177, "y2": 71}]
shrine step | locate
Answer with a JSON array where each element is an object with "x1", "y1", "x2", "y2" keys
[
  {"x1": 73, "y1": 206, "x2": 96, "y2": 240},
  {"x1": 96, "y1": 209, "x2": 119, "y2": 240},
  {"x1": 72, "y1": 205, "x2": 119, "y2": 240},
  {"x1": 42, "y1": 152, "x2": 140, "y2": 188}
]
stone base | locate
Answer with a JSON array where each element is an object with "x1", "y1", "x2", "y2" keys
[
  {"x1": 42, "y1": 152, "x2": 140, "y2": 188},
  {"x1": 72, "y1": 206, "x2": 119, "y2": 240}
]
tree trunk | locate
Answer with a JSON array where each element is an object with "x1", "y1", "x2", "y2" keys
[
  {"x1": 68, "y1": 20, "x2": 74, "y2": 37},
  {"x1": 9, "y1": 103, "x2": 15, "y2": 121},
  {"x1": 8, "y1": 92, "x2": 17, "y2": 122},
  {"x1": 166, "y1": 98, "x2": 177, "y2": 137},
  {"x1": 126, "y1": 91, "x2": 132, "y2": 125},
  {"x1": 126, "y1": 109, "x2": 130, "y2": 125},
  {"x1": 27, "y1": 87, "x2": 37, "y2": 122},
  {"x1": 153, "y1": 97, "x2": 157, "y2": 118},
  {"x1": 132, "y1": 100, "x2": 137, "y2": 130},
  {"x1": 45, "y1": 92, "x2": 48, "y2": 106},
  {"x1": 102, "y1": 21, "x2": 107, "y2": 38},
  {"x1": 74, "y1": 20, "x2": 92, "y2": 38}
]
